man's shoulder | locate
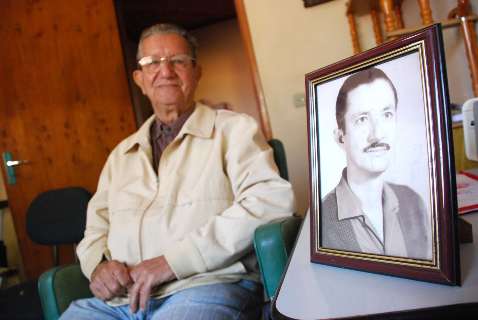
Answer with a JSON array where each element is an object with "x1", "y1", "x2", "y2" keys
[
  {"x1": 193, "y1": 103, "x2": 258, "y2": 134},
  {"x1": 386, "y1": 182, "x2": 425, "y2": 212},
  {"x1": 321, "y1": 189, "x2": 339, "y2": 220},
  {"x1": 208, "y1": 108, "x2": 261, "y2": 141},
  {"x1": 214, "y1": 108, "x2": 257, "y2": 128},
  {"x1": 320, "y1": 187, "x2": 361, "y2": 251},
  {"x1": 107, "y1": 120, "x2": 152, "y2": 157},
  {"x1": 322, "y1": 189, "x2": 337, "y2": 207},
  {"x1": 113, "y1": 133, "x2": 138, "y2": 152},
  {"x1": 387, "y1": 182, "x2": 421, "y2": 200}
]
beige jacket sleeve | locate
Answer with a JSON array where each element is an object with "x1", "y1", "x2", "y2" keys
[
  {"x1": 163, "y1": 114, "x2": 296, "y2": 279},
  {"x1": 76, "y1": 159, "x2": 113, "y2": 279}
]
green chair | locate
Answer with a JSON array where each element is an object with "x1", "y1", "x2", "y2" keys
[
  {"x1": 0, "y1": 187, "x2": 91, "y2": 320},
  {"x1": 38, "y1": 264, "x2": 92, "y2": 320},
  {"x1": 268, "y1": 138, "x2": 289, "y2": 181},
  {"x1": 254, "y1": 217, "x2": 301, "y2": 301},
  {"x1": 256, "y1": 139, "x2": 302, "y2": 318},
  {"x1": 37, "y1": 139, "x2": 300, "y2": 320}
]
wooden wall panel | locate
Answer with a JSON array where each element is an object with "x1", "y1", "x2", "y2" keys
[{"x1": 0, "y1": 0, "x2": 136, "y2": 279}]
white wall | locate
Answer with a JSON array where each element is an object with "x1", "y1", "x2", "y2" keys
[
  {"x1": 243, "y1": 0, "x2": 477, "y2": 215},
  {"x1": 243, "y1": 0, "x2": 352, "y2": 215}
]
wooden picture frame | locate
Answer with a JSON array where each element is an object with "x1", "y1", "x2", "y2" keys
[{"x1": 307, "y1": 24, "x2": 460, "y2": 285}]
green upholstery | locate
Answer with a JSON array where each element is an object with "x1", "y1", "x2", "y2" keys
[
  {"x1": 38, "y1": 264, "x2": 92, "y2": 320},
  {"x1": 253, "y1": 216, "x2": 302, "y2": 300},
  {"x1": 268, "y1": 139, "x2": 289, "y2": 181}
]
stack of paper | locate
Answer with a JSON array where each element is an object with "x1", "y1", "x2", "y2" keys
[{"x1": 456, "y1": 171, "x2": 478, "y2": 215}]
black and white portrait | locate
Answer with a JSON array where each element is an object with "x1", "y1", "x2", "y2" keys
[{"x1": 317, "y1": 52, "x2": 433, "y2": 261}]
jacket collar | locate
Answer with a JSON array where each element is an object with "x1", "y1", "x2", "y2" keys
[
  {"x1": 178, "y1": 102, "x2": 215, "y2": 139},
  {"x1": 123, "y1": 102, "x2": 215, "y2": 154}
]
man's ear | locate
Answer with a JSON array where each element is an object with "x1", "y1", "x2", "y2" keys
[
  {"x1": 133, "y1": 70, "x2": 146, "y2": 94},
  {"x1": 334, "y1": 128, "x2": 345, "y2": 145}
]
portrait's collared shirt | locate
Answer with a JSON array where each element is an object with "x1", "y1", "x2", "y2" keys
[
  {"x1": 150, "y1": 108, "x2": 194, "y2": 171},
  {"x1": 336, "y1": 170, "x2": 408, "y2": 257}
]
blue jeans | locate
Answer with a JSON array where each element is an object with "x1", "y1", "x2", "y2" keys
[{"x1": 59, "y1": 280, "x2": 263, "y2": 320}]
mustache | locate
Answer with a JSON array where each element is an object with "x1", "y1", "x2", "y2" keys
[{"x1": 363, "y1": 142, "x2": 391, "y2": 152}]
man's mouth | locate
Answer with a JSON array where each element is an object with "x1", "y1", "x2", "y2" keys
[
  {"x1": 156, "y1": 83, "x2": 180, "y2": 87},
  {"x1": 363, "y1": 142, "x2": 390, "y2": 153}
]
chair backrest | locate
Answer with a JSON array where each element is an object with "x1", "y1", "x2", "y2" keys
[
  {"x1": 268, "y1": 139, "x2": 289, "y2": 181},
  {"x1": 26, "y1": 187, "x2": 92, "y2": 245}
]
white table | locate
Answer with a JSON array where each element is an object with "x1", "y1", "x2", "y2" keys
[{"x1": 274, "y1": 211, "x2": 478, "y2": 319}]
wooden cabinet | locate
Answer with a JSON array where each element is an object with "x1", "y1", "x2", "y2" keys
[{"x1": 453, "y1": 125, "x2": 478, "y2": 172}]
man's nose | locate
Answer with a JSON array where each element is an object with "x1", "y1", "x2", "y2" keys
[
  {"x1": 158, "y1": 61, "x2": 176, "y2": 77},
  {"x1": 368, "y1": 117, "x2": 385, "y2": 142}
]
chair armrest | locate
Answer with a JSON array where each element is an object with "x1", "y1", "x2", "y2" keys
[
  {"x1": 254, "y1": 216, "x2": 302, "y2": 299},
  {"x1": 38, "y1": 263, "x2": 92, "y2": 320}
]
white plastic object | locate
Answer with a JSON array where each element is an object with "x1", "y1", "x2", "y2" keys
[{"x1": 462, "y1": 97, "x2": 478, "y2": 161}]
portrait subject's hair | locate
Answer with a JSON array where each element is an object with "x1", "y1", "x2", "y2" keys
[
  {"x1": 136, "y1": 23, "x2": 199, "y2": 62},
  {"x1": 336, "y1": 67, "x2": 398, "y2": 133}
]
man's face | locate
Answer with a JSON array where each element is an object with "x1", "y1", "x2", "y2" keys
[
  {"x1": 338, "y1": 79, "x2": 397, "y2": 178},
  {"x1": 133, "y1": 33, "x2": 201, "y2": 114}
]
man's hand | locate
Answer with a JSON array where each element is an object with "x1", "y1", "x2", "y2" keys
[
  {"x1": 90, "y1": 260, "x2": 133, "y2": 301},
  {"x1": 128, "y1": 256, "x2": 176, "y2": 313}
]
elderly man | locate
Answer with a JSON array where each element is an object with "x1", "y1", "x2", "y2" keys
[
  {"x1": 60, "y1": 23, "x2": 295, "y2": 320},
  {"x1": 322, "y1": 67, "x2": 431, "y2": 260}
]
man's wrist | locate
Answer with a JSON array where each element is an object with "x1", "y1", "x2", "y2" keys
[{"x1": 91, "y1": 255, "x2": 108, "y2": 279}]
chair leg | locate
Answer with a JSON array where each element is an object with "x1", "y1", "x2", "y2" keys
[
  {"x1": 73, "y1": 243, "x2": 79, "y2": 263},
  {"x1": 53, "y1": 245, "x2": 59, "y2": 266}
]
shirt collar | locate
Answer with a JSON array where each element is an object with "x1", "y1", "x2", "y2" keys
[
  {"x1": 336, "y1": 169, "x2": 363, "y2": 221},
  {"x1": 336, "y1": 169, "x2": 399, "y2": 221},
  {"x1": 382, "y1": 181, "x2": 399, "y2": 214},
  {"x1": 150, "y1": 107, "x2": 194, "y2": 141},
  {"x1": 123, "y1": 102, "x2": 215, "y2": 154}
]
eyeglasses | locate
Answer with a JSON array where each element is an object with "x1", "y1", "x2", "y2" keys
[{"x1": 137, "y1": 54, "x2": 195, "y2": 73}]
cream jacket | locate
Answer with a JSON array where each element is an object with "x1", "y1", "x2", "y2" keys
[{"x1": 77, "y1": 103, "x2": 295, "y2": 303}]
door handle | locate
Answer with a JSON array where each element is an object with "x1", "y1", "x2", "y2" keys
[
  {"x1": 2, "y1": 152, "x2": 29, "y2": 185},
  {"x1": 6, "y1": 159, "x2": 29, "y2": 167}
]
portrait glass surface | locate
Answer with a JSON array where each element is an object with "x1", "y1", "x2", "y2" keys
[{"x1": 317, "y1": 52, "x2": 433, "y2": 261}]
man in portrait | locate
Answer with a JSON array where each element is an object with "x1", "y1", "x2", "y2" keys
[{"x1": 321, "y1": 67, "x2": 432, "y2": 260}]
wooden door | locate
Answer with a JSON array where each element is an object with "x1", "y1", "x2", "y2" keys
[{"x1": 0, "y1": 0, "x2": 136, "y2": 279}]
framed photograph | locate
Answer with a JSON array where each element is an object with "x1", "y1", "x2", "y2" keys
[{"x1": 307, "y1": 24, "x2": 460, "y2": 285}]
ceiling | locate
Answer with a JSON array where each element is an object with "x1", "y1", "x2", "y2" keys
[{"x1": 115, "y1": 0, "x2": 237, "y2": 43}]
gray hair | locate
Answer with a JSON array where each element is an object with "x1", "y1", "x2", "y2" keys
[{"x1": 136, "y1": 23, "x2": 198, "y2": 61}]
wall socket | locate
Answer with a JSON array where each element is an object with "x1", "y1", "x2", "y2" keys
[
  {"x1": 462, "y1": 97, "x2": 478, "y2": 161},
  {"x1": 293, "y1": 92, "x2": 305, "y2": 108}
]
